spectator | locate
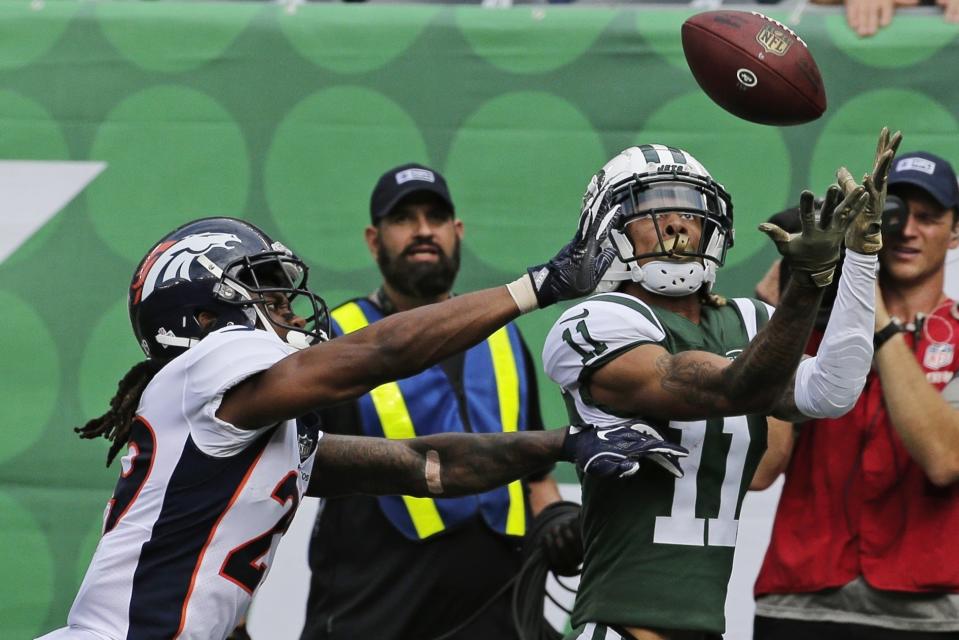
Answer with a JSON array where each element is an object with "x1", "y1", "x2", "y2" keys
[
  {"x1": 753, "y1": 150, "x2": 959, "y2": 639},
  {"x1": 300, "y1": 163, "x2": 581, "y2": 640},
  {"x1": 812, "y1": 0, "x2": 959, "y2": 38}
]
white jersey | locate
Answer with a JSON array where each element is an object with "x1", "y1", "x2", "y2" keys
[{"x1": 62, "y1": 327, "x2": 322, "y2": 640}]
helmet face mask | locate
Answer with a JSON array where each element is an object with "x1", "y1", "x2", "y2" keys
[
  {"x1": 590, "y1": 146, "x2": 735, "y2": 296},
  {"x1": 217, "y1": 248, "x2": 330, "y2": 347},
  {"x1": 129, "y1": 217, "x2": 330, "y2": 362}
]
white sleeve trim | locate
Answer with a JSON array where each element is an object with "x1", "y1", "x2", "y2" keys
[{"x1": 184, "y1": 329, "x2": 296, "y2": 457}]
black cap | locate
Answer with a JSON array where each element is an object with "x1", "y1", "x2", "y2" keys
[
  {"x1": 888, "y1": 151, "x2": 959, "y2": 210},
  {"x1": 369, "y1": 163, "x2": 455, "y2": 224}
]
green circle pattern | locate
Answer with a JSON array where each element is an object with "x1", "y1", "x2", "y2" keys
[
  {"x1": 634, "y1": 91, "x2": 791, "y2": 268},
  {"x1": 265, "y1": 86, "x2": 429, "y2": 271},
  {"x1": 811, "y1": 90, "x2": 959, "y2": 192},
  {"x1": 0, "y1": 90, "x2": 69, "y2": 160},
  {"x1": 826, "y1": 14, "x2": 958, "y2": 69},
  {"x1": 0, "y1": 1, "x2": 78, "y2": 71},
  {"x1": 457, "y1": 6, "x2": 613, "y2": 74},
  {"x1": 79, "y1": 297, "x2": 144, "y2": 420},
  {"x1": 0, "y1": 492, "x2": 54, "y2": 637},
  {"x1": 87, "y1": 85, "x2": 250, "y2": 262},
  {"x1": 445, "y1": 91, "x2": 606, "y2": 274},
  {"x1": 0, "y1": 291, "x2": 59, "y2": 466},
  {"x1": 280, "y1": 4, "x2": 437, "y2": 74},
  {"x1": 97, "y1": 1, "x2": 261, "y2": 73}
]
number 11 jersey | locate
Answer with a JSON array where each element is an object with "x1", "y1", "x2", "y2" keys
[{"x1": 542, "y1": 292, "x2": 773, "y2": 635}]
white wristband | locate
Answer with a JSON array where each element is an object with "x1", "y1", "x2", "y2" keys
[{"x1": 506, "y1": 275, "x2": 539, "y2": 315}]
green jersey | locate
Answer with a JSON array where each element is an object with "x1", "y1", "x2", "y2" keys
[{"x1": 542, "y1": 292, "x2": 774, "y2": 634}]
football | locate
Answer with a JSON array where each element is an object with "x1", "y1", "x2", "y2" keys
[{"x1": 681, "y1": 10, "x2": 826, "y2": 126}]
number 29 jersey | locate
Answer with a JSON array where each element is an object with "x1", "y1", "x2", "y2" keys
[
  {"x1": 542, "y1": 292, "x2": 773, "y2": 634},
  {"x1": 64, "y1": 328, "x2": 322, "y2": 640}
]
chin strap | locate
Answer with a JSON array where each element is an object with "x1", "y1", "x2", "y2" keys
[{"x1": 639, "y1": 260, "x2": 708, "y2": 297}]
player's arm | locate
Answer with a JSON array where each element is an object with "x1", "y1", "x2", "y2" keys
[
  {"x1": 588, "y1": 277, "x2": 824, "y2": 421},
  {"x1": 308, "y1": 429, "x2": 566, "y2": 498},
  {"x1": 219, "y1": 190, "x2": 621, "y2": 430},
  {"x1": 770, "y1": 128, "x2": 898, "y2": 422},
  {"x1": 306, "y1": 422, "x2": 687, "y2": 497},
  {"x1": 874, "y1": 297, "x2": 959, "y2": 486}
]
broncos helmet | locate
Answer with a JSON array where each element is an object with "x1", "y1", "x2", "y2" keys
[
  {"x1": 590, "y1": 145, "x2": 734, "y2": 296},
  {"x1": 129, "y1": 217, "x2": 330, "y2": 362}
]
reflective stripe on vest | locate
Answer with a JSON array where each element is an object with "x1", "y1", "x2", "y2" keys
[
  {"x1": 331, "y1": 302, "x2": 444, "y2": 538},
  {"x1": 331, "y1": 301, "x2": 526, "y2": 538},
  {"x1": 486, "y1": 327, "x2": 526, "y2": 536}
]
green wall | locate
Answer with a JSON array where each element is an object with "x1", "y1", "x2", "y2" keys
[{"x1": 2, "y1": 2, "x2": 958, "y2": 634}]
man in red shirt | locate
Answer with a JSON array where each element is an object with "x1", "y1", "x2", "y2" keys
[{"x1": 753, "y1": 151, "x2": 959, "y2": 639}]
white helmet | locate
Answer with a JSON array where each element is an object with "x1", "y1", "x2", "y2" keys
[{"x1": 589, "y1": 144, "x2": 734, "y2": 296}]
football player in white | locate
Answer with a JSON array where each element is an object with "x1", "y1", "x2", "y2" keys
[
  {"x1": 38, "y1": 208, "x2": 687, "y2": 640},
  {"x1": 541, "y1": 131, "x2": 900, "y2": 640}
]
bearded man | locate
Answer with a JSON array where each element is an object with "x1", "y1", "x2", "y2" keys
[{"x1": 299, "y1": 163, "x2": 578, "y2": 640}]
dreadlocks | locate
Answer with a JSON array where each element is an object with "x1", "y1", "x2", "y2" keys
[{"x1": 75, "y1": 359, "x2": 162, "y2": 467}]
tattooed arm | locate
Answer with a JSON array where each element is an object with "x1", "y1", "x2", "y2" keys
[
  {"x1": 588, "y1": 280, "x2": 823, "y2": 422},
  {"x1": 307, "y1": 429, "x2": 567, "y2": 498}
]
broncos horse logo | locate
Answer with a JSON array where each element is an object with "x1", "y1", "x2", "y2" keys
[{"x1": 131, "y1": 233, "x2": 241, "y2": 304}]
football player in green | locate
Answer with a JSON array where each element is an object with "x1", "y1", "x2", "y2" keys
[{"x1": 542, "y1": 132, "x2": 900, "y2": 640}]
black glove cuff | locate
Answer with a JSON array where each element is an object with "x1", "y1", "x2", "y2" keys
[
  {"x1": 560, "y1": 425, "x2": 581, "y2": 462},
  {"x1": 526, "y1": 264, "x2": 554, "y2": 308}
]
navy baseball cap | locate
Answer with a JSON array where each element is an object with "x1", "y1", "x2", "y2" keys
[
  {"x1": 369, "y1": 163, "x2": 455, "y2": 224},
  {"x1": 887, "y1": 151, "x2": 959, "y2": 210}
]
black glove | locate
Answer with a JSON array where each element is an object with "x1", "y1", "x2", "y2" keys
[
  {"x1": 526, "y1": 174, "x2": 621, "y2": 308},
  {"x1": 534, "y1": 501, "x2": 583, "y2": 577},
  {"x1": 561, "y1": 420, "x2": 689, "y2": 479}
]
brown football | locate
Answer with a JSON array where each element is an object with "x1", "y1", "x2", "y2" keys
[{"x1": 681, "y1": 10, "x2": 826, "y2": 126}]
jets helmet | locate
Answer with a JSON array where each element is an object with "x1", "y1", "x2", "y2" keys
[
  {"x1": 589, "y1": 145, "x2": 734, "y2": 296},
  {"x1": 129, "y1": 217, "x2": 330, "y2": 362}
]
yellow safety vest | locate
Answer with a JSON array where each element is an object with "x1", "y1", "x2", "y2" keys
[{"x1": 331, "y1": 300, "x2": 527, "y2": 539}]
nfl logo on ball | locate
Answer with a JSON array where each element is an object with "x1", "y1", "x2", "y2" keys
[{"x1": 756, "y1": 25, "x2": 792, "y2": 56}]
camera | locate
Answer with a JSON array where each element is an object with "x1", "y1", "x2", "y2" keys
[{"x1": 881, "y1": 194, "x2": 908, "y2": 239}]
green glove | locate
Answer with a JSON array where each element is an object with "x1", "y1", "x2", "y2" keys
[
  {"x1": 839, "y1": 127, "x2": 903, "y2": 255},
  {"x1": 759, "y1": 184, "x2": 868, "y2": 288}
]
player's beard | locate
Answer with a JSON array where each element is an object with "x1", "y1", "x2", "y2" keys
[{"x1": 377, "y1": 237, "x2": 461, "y2": 299}]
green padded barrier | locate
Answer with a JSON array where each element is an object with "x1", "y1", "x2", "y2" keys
[{"x1": 0, "y1": 3, "x2": 955, "y2": 634}]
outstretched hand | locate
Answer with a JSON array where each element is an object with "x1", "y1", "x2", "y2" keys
[
  {"x1": 562, "y1": 419, "x2": 689, "y2": 479},
  {"x1": 525, "y1": 171, "x2": 622, "y2": 308},
  {"x1": 838, "y1": 126, "x2": 903, "y2": 255},
  {"x1": 759, "y1": 183, "x2": 868, "y2": 287}
]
